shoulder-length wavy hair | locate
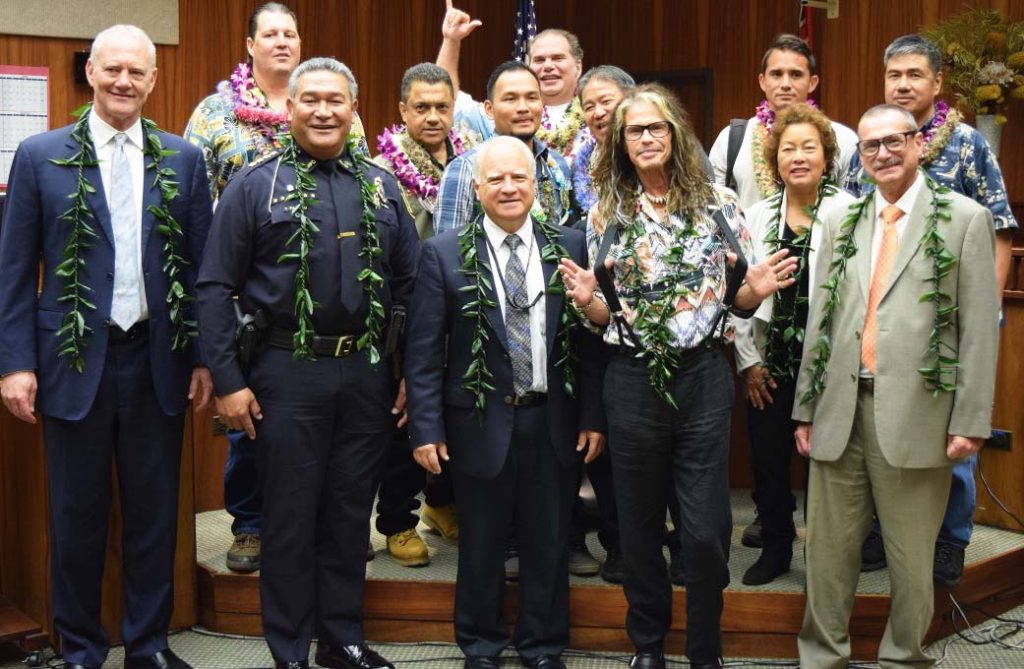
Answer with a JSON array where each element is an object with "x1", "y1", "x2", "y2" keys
[{"x1": 592, "y1": 83, "x2": 713, "y2": 224}]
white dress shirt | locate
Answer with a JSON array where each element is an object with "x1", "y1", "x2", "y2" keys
[
  {"x1": 483, "y1": 215, "x2": 548, "y2": 393},
  {"x1": 89, "y1": 109, "x2": 149, "y2": 320}
]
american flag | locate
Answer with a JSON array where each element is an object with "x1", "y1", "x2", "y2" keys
[
  {"x1": 798, "y1": 1, "x2": 814, "y2": 51},
  {"x1": 513, "y1": 0, "x2": 537, "y2": 63}
]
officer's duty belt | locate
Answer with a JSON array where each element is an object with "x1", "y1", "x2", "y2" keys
[{"x1": 267, "y1": 327, "x2": 357, "y2": 357}]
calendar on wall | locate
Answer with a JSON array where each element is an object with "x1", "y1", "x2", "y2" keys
[{"x1": 0, "y1": 65, "x2": 49, "y2": 188}]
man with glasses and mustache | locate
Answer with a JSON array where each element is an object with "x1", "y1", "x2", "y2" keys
[
  {"x1": 793, "y1": 104, "x2": 998, "y2": 669},
  {"x1": 844, "y1": 34, "x2": 1017, "y2": 587}
]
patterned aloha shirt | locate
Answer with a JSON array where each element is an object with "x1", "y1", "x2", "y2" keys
[
  {"x1": 585, "y1": 186, "x2": 752, "y2": 349},
  {"x1": 184, "y1": 82, "x2": 368, "y2": 200},
  {"x1": 845, "y1": 113, "x2": 1017, "y2": 232}
]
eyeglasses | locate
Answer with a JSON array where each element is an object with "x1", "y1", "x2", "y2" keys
[
  {"x1": 624, "y1": 121, "x2": 670, "y2": 142},
  {"x1": 857, "y1": 131, "x2": 917, "y2": 157}
]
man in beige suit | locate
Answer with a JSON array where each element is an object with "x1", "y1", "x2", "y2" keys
[{"x1": 792, "y1": 104, "x2": 999, "y2": 668}]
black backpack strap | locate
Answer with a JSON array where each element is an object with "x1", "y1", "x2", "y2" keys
[
  {"x1": 709, "y1": 207, "x2": 754, "y2": 338},
  {"x1": 724, "y1": 118, "x2": 748, "y2": 193},
  {"x1": 594, "y1": 220, "x2": 642, "y2": 349}
]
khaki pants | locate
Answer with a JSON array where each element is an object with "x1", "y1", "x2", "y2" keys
[{"x1": 799, "y1": 389, "x2": 952, "y2": 669}]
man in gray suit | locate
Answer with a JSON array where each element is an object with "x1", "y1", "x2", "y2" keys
[{"x1": 792, "y1": 104, "x2": 998, "y2": 669}]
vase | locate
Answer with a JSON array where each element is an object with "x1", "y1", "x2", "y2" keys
[{"x1": 975, "y1": 114, "x2": 1002, "y2": 158}]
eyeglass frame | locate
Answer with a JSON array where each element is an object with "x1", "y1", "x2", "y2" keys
[
  {"x1": 857, "y1": 130, "x2": 918, "y2": 157},
  {"x1": 623, "y1": 121, "x2": 671, "y2": 142}
]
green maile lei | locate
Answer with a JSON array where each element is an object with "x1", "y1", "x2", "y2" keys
[
  {"x1": 278, "y1": 135, "x2": 387, "y2": 363},
  {"x1": 800, "y1": 174, "x2": 958, "y2": 404},
  {"x1": 49, "y1": 105, "x2": 195, "y2": 372},
  {"x1": 759, "y1": 181, "x2": 835, "y2": 381},
  {"x1": 617, "y1": 210, "x2": 699, "y2": 410},
  {"x1": 457, "y1": 207, "x2": 581, "y2": 418}
]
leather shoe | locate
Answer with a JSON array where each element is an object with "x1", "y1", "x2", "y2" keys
[
  {"x1": 629, "y1": 651, "x2": 665, "y2": 668},
  {"x1": 124, "y1": 649, "x2": 192, "y2": 669},
  {"x1": 274, "y1": 662, "x2": 309, "y2": 669},
  {"x1": 522, "y1": 654, "x2": 566, "y2": 668},
  {"x1": 689, "y1": 662, "x2": 724, "y2": 669},
  {"x1": 742, "y1": 545, "x2": 792, "y2": 585},
  {"x1": 315, "y1": 643, "x2": 394, "y2": 669},
  {"x1": 464, "y1": 657, "x2": 500, "y2": 669},
  {"x1": 62, "y1": 664, "x2": 99, "y2": 669}
]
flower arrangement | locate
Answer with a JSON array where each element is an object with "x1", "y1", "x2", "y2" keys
[{"x1": 921, "y1": 8, "x2": 1024, "y2": 124}]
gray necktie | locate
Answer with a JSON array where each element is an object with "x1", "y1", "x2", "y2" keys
[
  {"x1": 503, "y1": 234, "x2": 533, "y2": 395},
  {"x1": 109, "y1": 133, "x2": 142, "y2": 330}
]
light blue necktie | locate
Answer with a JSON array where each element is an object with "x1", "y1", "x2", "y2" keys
[
  {"x1": 503, "y1": 234, "x2": 533, "y2": 395},
  {"x1": 109, "y1": 133, "x2": 142, "y2": 330}
]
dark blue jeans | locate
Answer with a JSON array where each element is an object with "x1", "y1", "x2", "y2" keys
[
  {"x1": 605, "y1": 343, "x2": 733, "y2": 665},
  {"x1": 225, "y1": 430, "x2": 262, "y2": 536}
]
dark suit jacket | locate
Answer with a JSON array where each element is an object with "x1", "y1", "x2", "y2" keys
[
  {"x1": 405, "y1": 218, "x2": 606, "y2": 479},
  {"x1": 0, "y1": 121, "x2": 212, "y2": 420}
]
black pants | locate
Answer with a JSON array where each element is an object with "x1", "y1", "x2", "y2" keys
[
  {"x1": 375, "y1": 419, "x2": 456, "y2": 537},
  {"x1": 570, "y1": 448, "x2": 619, "y2": 550},
  {"x1": 42, "y1": 335, "x2": 184, "y2": 668},
  {"x1": 746, "y1": 376, "x2": 799, "y2": 547},
  {"x1": 451, "y1": 402, "x2": 575, "y2": 661},
  {"x1": 605, "y1": 346, "x2": 733, "y2": 664},
  {"x1": 249, "y1": 348, "x2": 391, "y2": 663}
]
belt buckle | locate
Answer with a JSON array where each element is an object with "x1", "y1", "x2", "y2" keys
[{"x1": 334, "y1": 335, "x2": 355, "y2": 357}]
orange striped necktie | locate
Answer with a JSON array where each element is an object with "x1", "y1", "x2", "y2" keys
[{"x1": 861, "y1": 204, "x2": 903, "y2": 375}]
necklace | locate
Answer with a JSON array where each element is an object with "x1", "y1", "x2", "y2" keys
[
  {"x1": 50, "y1": 106, "x2": 195, "y2": 371},
  {"x1": 221, "y1": 63, "x2": 289, "y2": 143},
  {"x1": 376, "y1": 125, "x2": 465, "y2": 212},
  {"x1": 642, "y1": 190, "x2": 668, "y2": 206},
  {"x1": 919, "y1": 101, "x2": 962, "y2": 166},
  {"x1": 536, "y1": 99, "x2": 590, "y2": 157}
]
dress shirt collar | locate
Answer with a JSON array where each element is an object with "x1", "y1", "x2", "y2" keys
[
  {"x1": 483, "y1": 215, "x2": 535, "y2": 255},
  {"x1": 873, "y1": 169, "x2": 924, "y2": 215},
  {"x1": 88, "y1": 108, "x2": 143, "y2": 151}
]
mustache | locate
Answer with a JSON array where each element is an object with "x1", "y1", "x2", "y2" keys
[{"x1": 871, "y1": 155, "x2": 902, "y2": 170}]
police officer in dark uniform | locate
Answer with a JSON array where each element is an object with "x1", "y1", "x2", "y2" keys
[{"x1": 196, "y1": 57, "x2": 419, "y2": 669}]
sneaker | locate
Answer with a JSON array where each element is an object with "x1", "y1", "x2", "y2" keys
[
  {"x1": 933, "y1": 541, "x2": 965, "y2": 586},
  {"x1": 569, "y1": 540, "x2": 601, "y2": 576},
  {"x1": 600, "y1": 546, "x2": 626, "y2": 584},
  {"x1": 421, "y1": 503, "x2": 459, "y2": 545},
  {"x1": 226, "y1": 533, "x2": 260, "y2": 573},
  {"x1": 386, "y1": 528, "x2": 430, "y2": 567},
  {"x1": 505, "y1": 546, "x2": 519, "y2": 581},
  {"x1": 860, "y1": 531, "x2": 887, "y2": 572},
  {"x1": 741, "y1": 515, "x2": 762, "y2": 548}
]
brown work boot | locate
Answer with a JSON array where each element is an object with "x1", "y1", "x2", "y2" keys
[
  {"x1": 386, "y1": 528, "x2": 430, "y2": 567},
  {"x1": 226, "y1": 533, "x2": 260, "y2": 573},
  {"x1": 421, "y1": 503, "x2": 459, "y2": 545}
]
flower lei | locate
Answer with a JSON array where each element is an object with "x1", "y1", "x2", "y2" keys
[
  {"x1": 800, "y1": 174, "x2": 958, "y2": 404},
  {"x1": 277, "y1": 135, "x2": 387, "y2": 363},
  {"x1": 221, "y1": 62, "x2": 289, "y2": 142},
  {"x1": 571, "y1": 136, "x2": 599, "y2": 212},
  {"x1": 618, "y1": 200, "x2": 700, "y2": 409},
  {"x1": 376, "y1": 125, "x2": 464, "y2": 213},
  {"x1": 49, "y1": 106, "x2": 196, "y2": 372},
  {"x1": 457, "y1": 212, "x2": 580, "y2": 417},
  {"x1": 751, "y1": 99, "x2": 821, "y2": 200},
  {"x1": 536, "y1": 98, "x2": 589, "y2": 156},
  {"x1": 536, "y1": 153, "x2": 571, "y2": 223},
  {"x1": 759, "y1": 182, "x2": 835, "y2": 381},
  {"x1": 919, "y1": 100, "x2": 962, "y2": 166}
]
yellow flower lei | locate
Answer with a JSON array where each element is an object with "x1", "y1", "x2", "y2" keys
[
  {"x1": 920, "y1": 108, "x2": 963, "y2": 166},
  {"x1": 750, "y1": 122, "x2": 780, "y2": 200},
  {"x1": 536, "y1": 98, "x2": 587, "y2": 156}
]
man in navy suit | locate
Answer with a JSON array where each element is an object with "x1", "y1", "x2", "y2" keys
[
  {"x1": 405, "y1": 136, "x2": 606, "y2": 669},
  {"x1": 0, "y1": 25, "x2": 212, "y2": 669}
]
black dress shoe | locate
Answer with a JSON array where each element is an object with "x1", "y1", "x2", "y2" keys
[
  {"x1": 124, "y1": 649, "x2": 193, "y2": 669},
  {"x1": 315, "y1": 643, "x2": 394, "y2": 669},
  {"x1": 629, "y1": 651, "x2": 666, "y2": 668},
  {"x1": 522, "y1": 655, "x2": 566, "y2": 669},
  {"x1": 742, "y1": 545, "x2": 792, "y2": 586},
  {"x1": 464, "y1": 657, "x2": 500, "y2": 669},
  {"x1": 62, "y1": 664, "x2": 99, "y2": 669},
  {"x1": 274, "y1": 662, "x2": 309, "y2": 669},
  {"x1": 689, "y1": 661, "x2": 724, "y2": 669}
]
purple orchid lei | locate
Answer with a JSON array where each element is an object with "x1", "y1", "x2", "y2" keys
[
  {"x1": 376, "y1": 125, "x2": 465, "y2": 208},
  {"x1": 922, "y1": 100, "x2": 950, "y2": 145},
  {"x1": 218, "y1": 62, "x2": 289, "y2": 141},
  {"x1": 571, "y1": 136, "x2": 598, "y2": 212},
  {"x1": 755, "y1": 98, "x2": 820, "y2": 131}
]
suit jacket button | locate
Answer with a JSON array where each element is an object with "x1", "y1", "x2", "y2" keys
[
  {"x1": 504, "y1": 395, "x2": 514, "y2": 405},
  {"x1": 106, "y1": 272, "x2": 114, "y2": 281}
]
